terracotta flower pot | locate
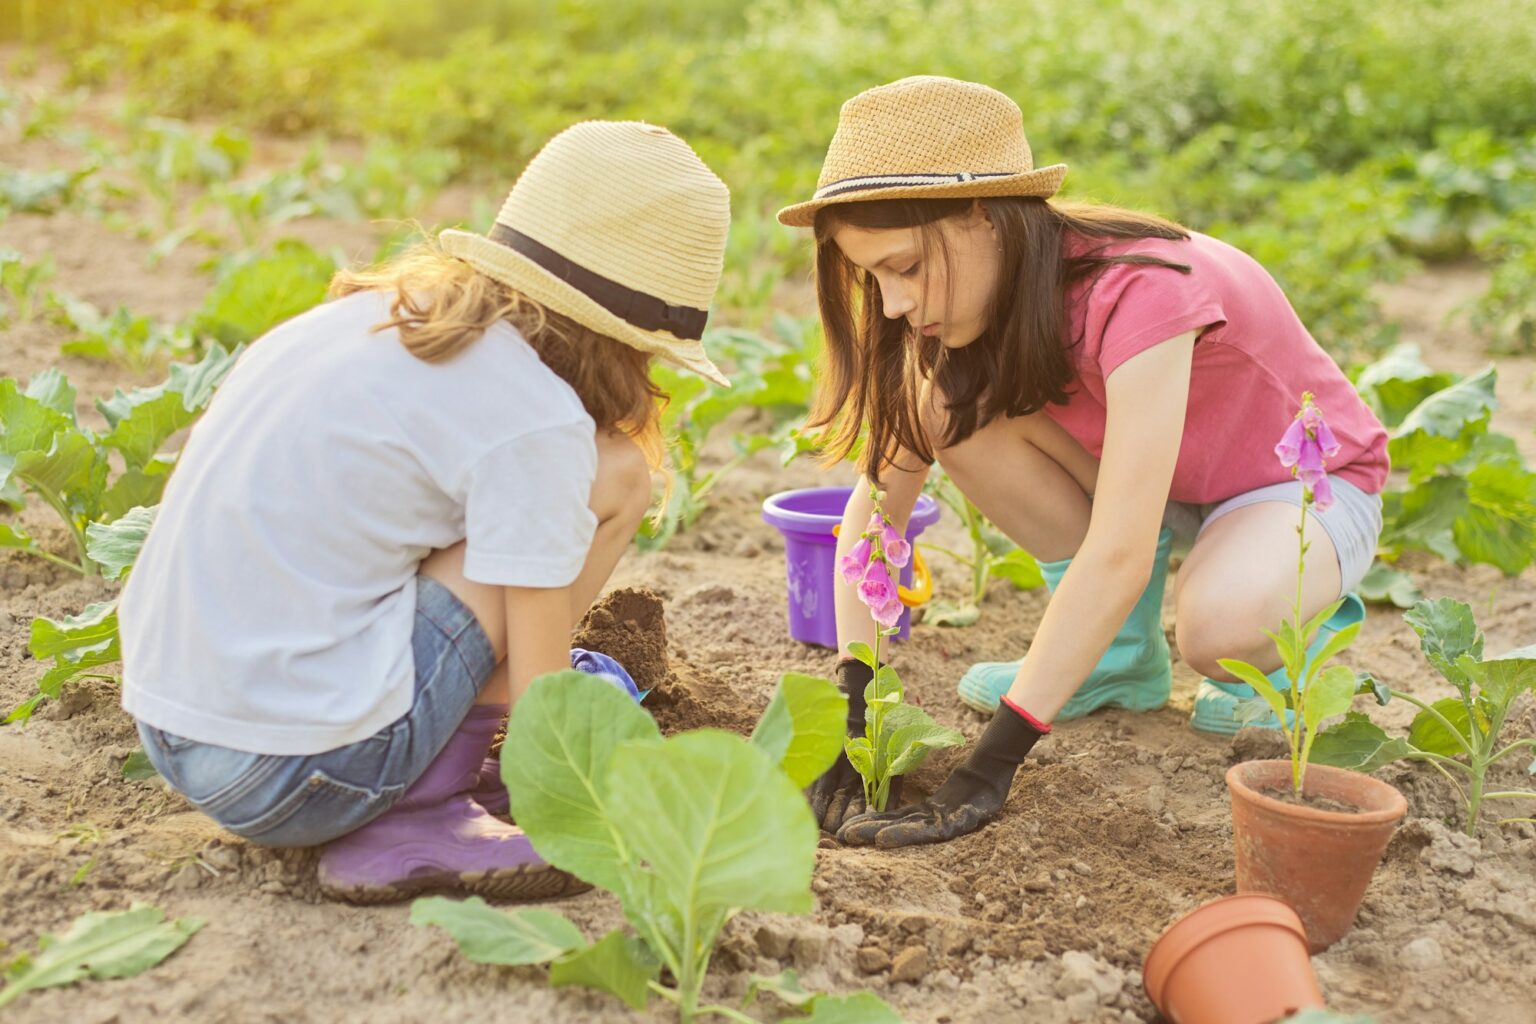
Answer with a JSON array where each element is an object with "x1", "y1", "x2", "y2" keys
[
  {"x1": 1227, "y1": 759, "x2": 1407, "y2": 952},
  {"x1": 1144, "y1": 892, "x2": 1323, "y2": 1024}
]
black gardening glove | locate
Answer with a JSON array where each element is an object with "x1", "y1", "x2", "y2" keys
[
  {"x1": 837, "y1": 699, "x2": 1047, "y2": 848},
  {"x1": 805, "y1": 659, "x2": 902, "y2": 833}
]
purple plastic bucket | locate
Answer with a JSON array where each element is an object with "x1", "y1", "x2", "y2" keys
[{"x1": 761, "y1": 486, "x2": 942, "y2": 649}]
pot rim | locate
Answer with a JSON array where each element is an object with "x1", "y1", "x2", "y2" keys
[
  {"x1": 1143, "y1": 892, "x2": 1308, "y2": 1007},
  {"x1": 1227, "y1": 759, "x2": 1408, "y2": 825}
]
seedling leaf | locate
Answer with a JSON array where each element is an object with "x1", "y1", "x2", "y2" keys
[
  {"x1": 501, "y1": 672, "x2": 661, "y2": 895},
  {"x1": 750, "y1": 673, "x2": 847, "y2": 788},
  {"x1": 607, "y1": 729, "x2": 817, "y2": 916},
  {"x1": 409, "y1": 897, "x2": 584, "y2": 965},
  {"x1": 0, "y1": 903, "x2": 201, "y2": 1009},
  {"x1": 548, "y1": 930, "x2": 659, "y2": 1010},
  {"x1": 1311, "y1": 713, "x2": 1419, "y2": 772},
  {"x1": 85, "y1": 506, "x2": 157, "y2": 581}
]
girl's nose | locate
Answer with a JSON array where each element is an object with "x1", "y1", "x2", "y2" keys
[{"x1": 882, "y1": 284, "x2": 915, "y2": 321}]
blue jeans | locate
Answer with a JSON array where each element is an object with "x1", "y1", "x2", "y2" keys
[{"x1": 135, "y1": 575, "x2": 496, "y2": 847}]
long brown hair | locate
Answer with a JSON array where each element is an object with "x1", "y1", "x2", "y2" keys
[
  {"x1": 808, "y1": 197, "x2": 1192, "y2": 481},
  {"x1": 331, "y1": 237, "x2": 668, "y2": 478}
]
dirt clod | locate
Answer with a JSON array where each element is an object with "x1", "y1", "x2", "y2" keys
[{"x1": 889, "y1": 945, "x2": 929, "y2": 984}]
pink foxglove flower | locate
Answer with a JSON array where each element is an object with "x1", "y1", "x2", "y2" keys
[
  {"x1": 857, "y1": 559, "x2": 897, "y2": 612},
  {"x1": 838, "y1": 534, "x2": 872, "y2": 583},
  {"x1": 1277, "y1": 394, "x2": 1337, "y2": 511},
  {"x1": 869, "y1": 593, "x2": 904, "y2": 628},
  {"x1": 882, "y1": 531, "x2": 912, "y2": 570}
]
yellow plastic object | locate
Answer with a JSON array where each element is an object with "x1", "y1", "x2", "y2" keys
[
  {"x1": 830, "y1": 524, "x2": 933, "y2": 608},
  {"x1": 898, "y1": 546, "x2": 932, "y2": 607}
]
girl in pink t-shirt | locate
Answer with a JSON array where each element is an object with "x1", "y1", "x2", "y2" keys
[{"x1": 779, "y1": 76, "x2": 1389, "y2": 848}]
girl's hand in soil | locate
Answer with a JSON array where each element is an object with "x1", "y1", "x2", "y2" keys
[
  {"x1": 837, "y1": 699, "x2": 1046, "y2": 848},
  {"x1": 807, "y1": 658, "x2": 903, "y2": 831}
]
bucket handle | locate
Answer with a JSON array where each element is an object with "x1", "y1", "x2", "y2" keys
[{"x1": 830, "y1": 525, "x2": 933, "y2": 608}]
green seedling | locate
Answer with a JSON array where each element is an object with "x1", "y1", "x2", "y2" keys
[
  {"x1": 0, "y1": 904, "x2": 202, "y2": 1010},
  {"x1": 414, "y1": 672, "x2": 899, "y2": 1023},
  {"x1": 836, "y1": 487, "x2": 964, "y2": 810},
  {"x1": 1313, "y1": 598, "x2": 1536, "y2": 836},
  {"x1": 188, "y1": 240, "x2": 337, "y2": 347},
  {"x1": 52, "y1": 293, "x2": 196, "y2": 371},
  {"x1": 0, "y1": 249, "x2": 55, "y2": 325},
  {"x1": 920, "y1": 472, "x2": 1044, "y2": 627}
]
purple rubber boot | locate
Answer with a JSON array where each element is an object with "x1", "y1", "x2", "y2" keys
[
  {"x1": 472, "y1": 754, "x2": 511, "y2": 818},
  {"x1": 317, "y1": 703, "x2": 587, "y2": 904}
]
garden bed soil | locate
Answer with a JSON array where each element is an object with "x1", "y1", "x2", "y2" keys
[{"x1": 3, "y1": 102, "x2": 1536, "y2": 1023}]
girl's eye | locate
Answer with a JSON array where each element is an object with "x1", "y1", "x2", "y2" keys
[{"x1": 899, "y1": 263, "x2": 921, "y2": 277}]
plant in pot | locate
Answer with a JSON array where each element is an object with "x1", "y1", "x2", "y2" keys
[{"x1": 1218, "y1": 395, "x2": 1407, "y2": 953}]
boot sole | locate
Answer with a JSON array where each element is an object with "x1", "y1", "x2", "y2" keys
[{"x1": 321, "y1": 863, "x2": 593, "y2": 906}]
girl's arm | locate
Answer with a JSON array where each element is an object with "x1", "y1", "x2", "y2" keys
[
  {"x1": 503, "y1": 584, "x2": 577, "y2": 703},
  {"x1": 1004, "y1": 330, "x2": 1196, "y2": 720},
  {"x1": 834, "y1": 454, "x2": 931, "y2": 659}
]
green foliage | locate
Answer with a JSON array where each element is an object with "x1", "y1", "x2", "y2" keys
[
  {"x1": 51, "y1": 293, "x2": 197, "y2": 372},
  {"x1": 26, "y1": 0, "x2": 1536, "y2": 368},
  {"x1": 1356, "y1": 346, "x2": 1536, "y2": 576},
  {"x1": 1312, "y1": 598, "x2": 1536, "y2": 836},
  {"x1": 842, "y1": 641, "x2": 964, "y2": 812},
  {"x1": 640, "y1": 318, "x2": 817, "y2": 549},
  {"x1": 0, "y1": 903, "x2": 202, "y2": 1009},
  {"x1": 189, "y1": 240, "x2": 337, "y2": 347},
  {"x1": 414, "y1": 671, "x2": 886, "y2": 1023},
  {"x1": 1472, "y1": 208, "x2": 1536, "y2": 353},
  {"x1": 0, "y1": 164, "x2": 98, "y2": 215},
  {"x1": 921, "y1": 473, "x2": 1044, "y2": 626},
  {"x1": 0, "y1": 248, "x2": 54, "y2": 326}
]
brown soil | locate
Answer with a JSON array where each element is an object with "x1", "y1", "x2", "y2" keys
[
  {"x1": 3, "y1": 64, "x2": 1535, "y2": 1024},
  {"x1": 1258, "y1": 788, "x2": 1366, "y2": 814}
]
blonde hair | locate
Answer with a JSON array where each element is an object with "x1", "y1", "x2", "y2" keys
[{"x1": 331, "y1": 236, "x2": 669, "y2": 496}]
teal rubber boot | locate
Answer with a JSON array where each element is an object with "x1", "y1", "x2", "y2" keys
[
  {"x1": 1188, "y1": 593, "x2": 1366, "y2": 735},
  {"x1": 956, "y1": 527, "x2": 1173, "y2": 720}
]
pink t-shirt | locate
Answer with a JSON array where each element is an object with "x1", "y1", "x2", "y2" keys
[{"x1": 1042, "y1": 231, "x2": 1389, "y2": 504}]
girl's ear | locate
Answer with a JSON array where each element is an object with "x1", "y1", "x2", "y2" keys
[{"x1": 969, "y1": 198, "x2": 997, "y2": 238}]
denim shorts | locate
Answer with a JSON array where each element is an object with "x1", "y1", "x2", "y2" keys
[
  {"x1": 1164, "y1": 476, "x2": 1384, "y2": 597},
  {"x1": 135, "y1": 575, "x2": 496, "y2": 848}
]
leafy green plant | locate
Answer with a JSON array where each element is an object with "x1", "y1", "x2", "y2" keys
[
  {"x1": 1471, "y1": 208, "x2": 1536, "y2": 354},
  {"x1": 413, "y1": 671, "x2": 897, "y2": 1023},
  {"x1": 1221, "y1": 396, "x2": 1364, "y2": 794},
  {"x1": 919, "y1": 472, "x2": 1044, "y2": 626},
  {"x1": 1312, "y1": 598, "x2": 1536, "y2": 837},
  {"x1": 0, "y1": 903, "x2": 202, "y2": 1010},
  {"x1": 188, "y1": 240, "x2": 337, "y2": 347},
  {"x1": 1354, "y1": 345, "x2": 1536, "y2": 576},
  {"x1": 0, "y1": 248, "x2": 54, "y2": 326},
  {"x1": 640, "y1": 317, "x2": 816, "y2": 549},
  {"x1": 51, "y1": 293, "x2": 197, "y2": 371},
  {"x1": 0, "y1": 346, "x2": 238, "y2": 576},
  {"x1": 5, "y1": 506, "x2": 159, "y2": 725},
  {"x1": 0, "y1": 164, "x2": 98, "y2": 215},
  {"x1": 122, "y1": 111, "x2": 249, "y2": 231},
  {"x1": 835, "y1": 488, "x2": 964, "y2": 810}
]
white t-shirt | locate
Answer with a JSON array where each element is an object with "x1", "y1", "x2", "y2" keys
[{"x1": 120, "y1": 291, "x2": 599, "y2": 754}]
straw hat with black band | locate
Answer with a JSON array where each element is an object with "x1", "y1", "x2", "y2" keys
[
  {"x1": 442, "y1": 120, "x2": 732, "y2": 387},
  {"x1": 777, "y1": 75, "x2": 1067, "y2": 228}
]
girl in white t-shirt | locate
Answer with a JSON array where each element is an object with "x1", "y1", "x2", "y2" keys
[{"x1": 119, "y1": 122, "x2": 731, "y2": 903}]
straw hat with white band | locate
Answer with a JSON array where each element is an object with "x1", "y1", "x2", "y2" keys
[
  {"x1": 777, "y1": 76, "x2": 1067, "y2": 228},
  {"x1": 442, "y1": 120, "x2": 732, "y2": 387}
]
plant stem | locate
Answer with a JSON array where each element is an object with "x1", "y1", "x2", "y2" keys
[
  {"x1": 696, "y1": 1005, "x2": 760, "y2": 1024},
  {"x1": 1481, "y1": 791, "x2": 1536, "y2": 801},
  {"x1": 26, "y1": 482, "x2": 93, "y2": 575},
  {"x1": 1467, "y1": 769, "x2": 1486, "y2": 837},
  {"x1": 1490, "y1": 737, "x2": 1536, "y2": 764},
  {"x1": 1387, "y1": 689, "x2": 1479, "y2": 759},
  {"x1": 1291, "y1": 494, "x2": 1308, "y2": 795}
]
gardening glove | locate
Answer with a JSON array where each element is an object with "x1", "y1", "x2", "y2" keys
[
  {"x1": 837, "y1": 698, "x2": 1047, "y2": 848},
  {"x1": 571, "y1": 647, "x2": 644, "y2": 702},
  {"x1": 806, "y1": 659, "x2": 902, "y2": 832}
]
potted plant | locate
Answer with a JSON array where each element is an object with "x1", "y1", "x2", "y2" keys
[{"x1": 1218, "y1": 396, "x2": 1407, "y2": 952}]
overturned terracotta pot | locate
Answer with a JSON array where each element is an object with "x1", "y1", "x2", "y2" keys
[
  {"x1": 1227, "y1": 759, "x2": 1407, "y2": 952},
  {"x1": 1144, "y1": 892, "x2": 1323, "y2": 1024}
]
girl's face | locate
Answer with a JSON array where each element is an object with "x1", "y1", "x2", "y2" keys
[{"x1": 831, "y1": 202, "x2": 1001, "y2": 349}]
